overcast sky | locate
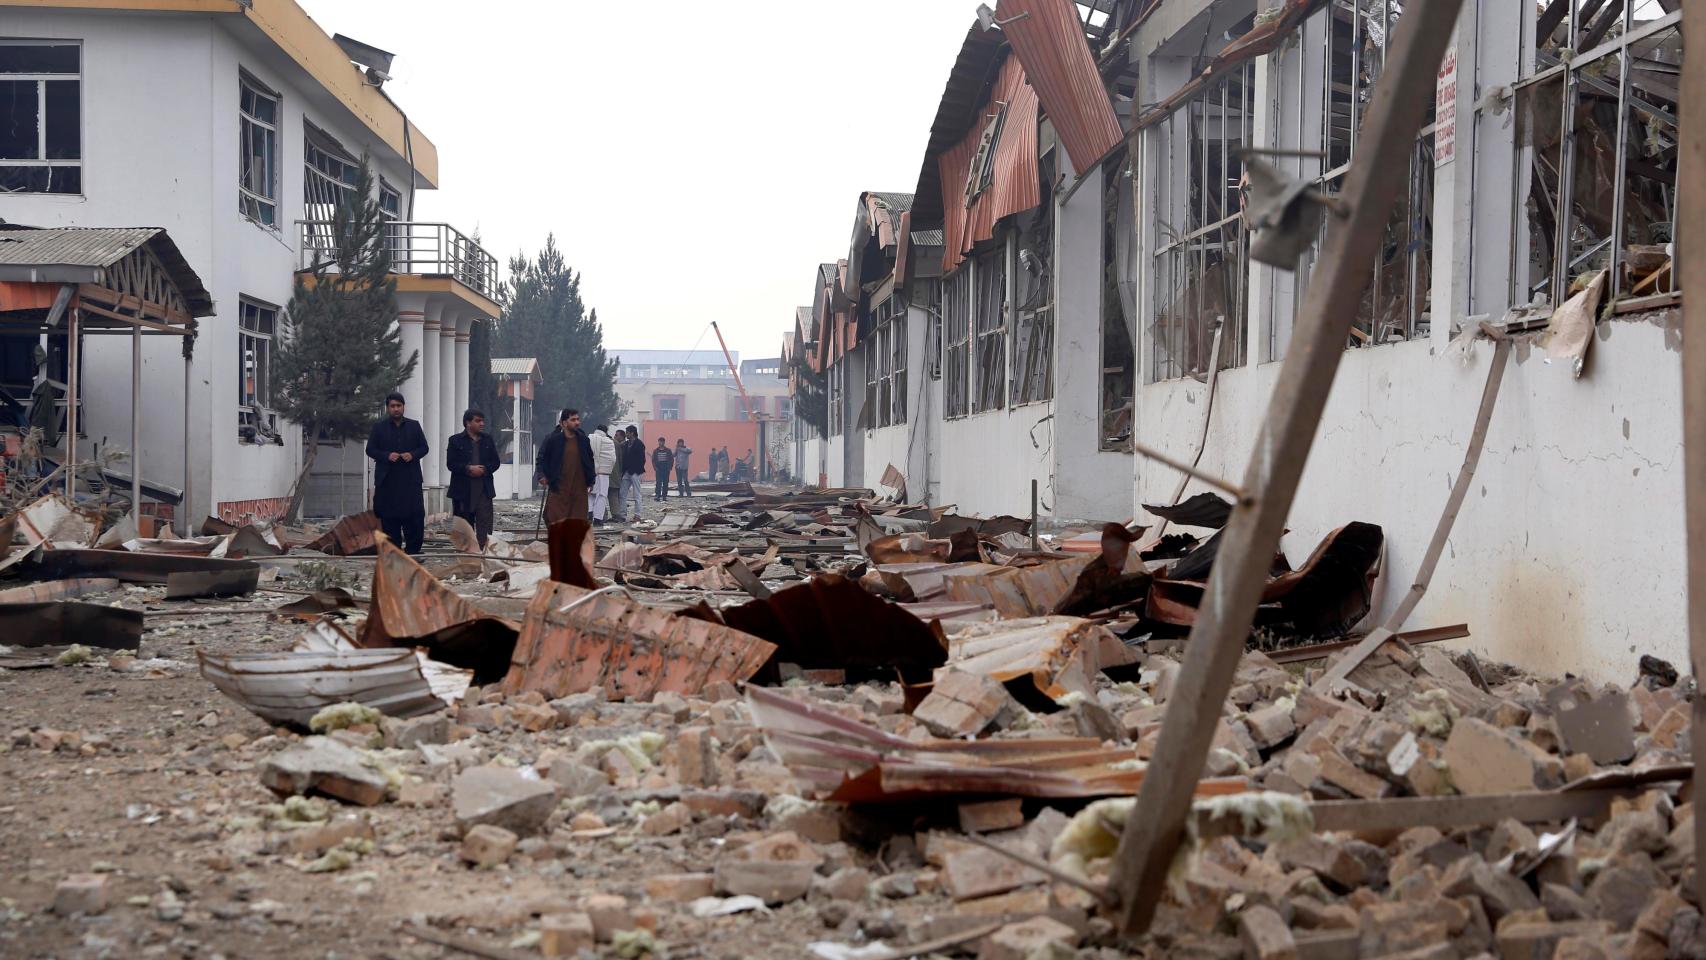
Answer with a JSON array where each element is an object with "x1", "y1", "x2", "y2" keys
[{"x1": 296, "y1": 1, "x2": 975, "y2": 364}]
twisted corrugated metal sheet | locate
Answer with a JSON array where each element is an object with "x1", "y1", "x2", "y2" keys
[
  {"x1": 997, "y1": 0, "x2": 1125, "y2": 177},
  {"x1": 940, "y1": 54, "x2": 1040, "y2": 274}
]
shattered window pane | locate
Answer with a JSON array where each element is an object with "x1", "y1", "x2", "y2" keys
[
  {"x1": 973, "y1": 246, "x2": 1007, "y2": 413},
  {"x1": 1013, "y1": 152, "x2": 1055, "y2": 406},
  {"x1": 238, "y1": 298, "x2": 278, "y2": 440},
  {"x1": 1149, "y1": 62, "x2": 1251, "y2": 383},
  {"x1": 0, "y1": 43, "x2": 79, "y2": 195},
  {"x1": 239, "y1": 76, "x2": 278, "y2": 227}
]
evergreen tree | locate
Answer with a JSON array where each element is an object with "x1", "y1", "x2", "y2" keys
[
  {"x1": 786, "y1": 350, "x2": 828, "y2": 436},
  {"x1": 273, "y1": 155, "x2": 417, "y2": 522},
  {"x1": 491, "y1": 236, "x2": 623, "y2": 440}
]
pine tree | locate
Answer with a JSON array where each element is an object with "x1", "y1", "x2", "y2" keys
[
  {"x1": 273, "y1": 155, "x2": 418, "y2": 522},
  {"x1": 491, "y1": 236, "x2": 623, "y2": 440}
]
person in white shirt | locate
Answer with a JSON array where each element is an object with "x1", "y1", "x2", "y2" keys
[{"x1": 589, "y1": 424, "x2": 617, "y2": 523}]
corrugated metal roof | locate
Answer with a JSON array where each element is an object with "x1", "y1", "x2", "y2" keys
[
  {"x1": 998, "y1": 0, "x2": 1125, "y2": 177},
  {"x1": 940, "y1": 54, "x2": 1041, "y2": 274},
  {"x1": 911, "y1": 230, "x2": 946, "y2": 247},
  {"x1": 489, "y1": 357, "x2": 540, "y2": 378},
  {"x1": 911, "y1": 26, "x2": 1010, "y2": 229},
  {"x1": 0, "y1": 225, "x2": 213, "y2": 316}
]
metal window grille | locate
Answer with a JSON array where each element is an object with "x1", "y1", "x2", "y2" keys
[
  {"x1": 239, "y1": 75, "x2": 279, "y2": 226},
  {"x1": 0, "y1": 41, "x2": 81, "y2": 195},
  {"x1": 829, "y1": 362, "x2": 844, "y2": 435},
  {"x1": 1149, "y1": 61, "x2": 1252, "y2": 383},
  {"x1": 1512, "y1": 1, "x2": 1680, "y2": 309},
  {"x1": 943, "y1": 269, "x2": 972, "y2": 419},
  {"x1": 891, "y1": 306, "x2": 908, "y2": 425},
  {"x1": 973, "y1": 246, "x2": 1007, "y2": 413},
  {"x1": 304, "y1": 124, "x2": 359, "y2": 243}
]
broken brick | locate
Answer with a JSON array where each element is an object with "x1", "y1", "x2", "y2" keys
[
  {"x1": 913, "y1": 669, "x2": 1016, "y2": 738},
  {"x1": 1442, "y1": 718, "x2": 1563, "y2": 794}
]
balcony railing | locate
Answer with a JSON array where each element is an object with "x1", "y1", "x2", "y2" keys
[{"x1": 298, "y1": 220, "x2": 500, "y2": 302}]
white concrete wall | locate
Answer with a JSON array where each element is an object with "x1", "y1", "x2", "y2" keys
[
  {"x1": 1, "y1": 9, "x2": 415, "y2": 522},
  {"x1": 1133, "y1": 321, "x2": 1684, "y2": 682}
]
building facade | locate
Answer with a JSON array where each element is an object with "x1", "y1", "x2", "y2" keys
[
  {"x1": 0, "y1": 0, "x2": 497, "y2": 523},
  {"x1": 791, "y1": 0, "x2": 1685, "y2": 681}
]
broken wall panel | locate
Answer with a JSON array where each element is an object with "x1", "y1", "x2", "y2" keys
[{"x1": 721, "y1": 573, "x2": 949, "y2": 683}]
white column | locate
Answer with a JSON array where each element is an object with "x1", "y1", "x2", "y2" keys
[
  {"x1": 420, "y1": 302, "x2": 442, "y2": 487},
  {"x1": 439, "y1": 312, "x2": 458, "y2": 493},
  {"x1": 396, "y1": 301, "x2": 426, "y2": 417},
  {"x1": 510, "y1": 381, "x2": 524, "y2": 499},
  {"x1": 454, "y1": 317, "x2": 472, "y2": 422}
]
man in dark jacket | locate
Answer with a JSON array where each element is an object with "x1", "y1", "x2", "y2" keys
[
  {"x1": 621, "y1": 426, "x2": 646, "y2": 518},
  {"x1": 651, "y1": 436, "x2": 674, "y2": 501},
  {"x1": 535, "y1": 408, "x2": 596, "y2": 524},
  {"x1": 446, "y1": 408, "x2": 501, "y2": 549},
  {"x1": 366, "y1": 392, "x2": 429, "y2": 554}
]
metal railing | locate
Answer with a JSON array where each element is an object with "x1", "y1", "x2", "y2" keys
[{"x1": 297, "y1": 220, "x2": 500, "y2": 301}]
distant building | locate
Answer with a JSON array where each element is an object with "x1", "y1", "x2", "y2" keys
[{"x1": 611, "y1": 348, "x2": 795, "y2": 480}]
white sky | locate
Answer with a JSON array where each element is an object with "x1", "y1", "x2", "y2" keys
[{"x1": 296, "y1": 1, "x2": 976, "y2": 363}]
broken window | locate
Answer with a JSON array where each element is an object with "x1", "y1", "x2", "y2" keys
[
  {"x1": 1268, "y1": 2, "x2": 1433, "y2": 351},
  {"x1": 1149, "y1": 61, "x2": 1252, "y2": 383},
  {"x1": 973, "y1": 245, "x2": 1007, "y2": 413},
  {"x1": 942, "y1": 268, "x2": 972, "y2": 419},
  {"x1": 238, "y1": 298, "x2": 277, "y2": 440},
  {"x1": 1012, "y1": 151, "x2": 1056, "y2": 406},
  {"x1": 1101, "y1": 152, "x2": 1135, "y2": 449},
  {"x1": 870, "y1": 296, "x2": 907, "y2": 428},
  {"x1": 1514, "y1": 2, "x2": 1679, "y2": 308},
  {"x1": 864, "y1": 322, "x2": 879, "y2": 431},
  {"x1": 917, "y1": 278, "x2": 942, "y2": 382},
  {"x1": 303, "y1": 123, "x2": 359, "y2": 253},
  {"x1": 828, "y1": 362, "x2": 844, "y2": 436},
  {"x1": 964, "y1": 105, "x2": 1008, "y2": 206},
  {"x1": 379, "y1": 177, "x2": 403, "y2": 264},
  {"x1": 239, "y1": 75, "x2": 279, "y2": 227},
  {"x1": 0, "y1": 40, "x2": 81, "y2": 195}
]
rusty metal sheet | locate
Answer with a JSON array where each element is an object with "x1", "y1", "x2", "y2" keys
[
  {"x1": 306, "y1": 512, "x2": 381, "y2": 556},
  {"x1": 942, "y1": 616, "x2": 1138, "y2": 705},
  {"x1": 273, "y1": 588, "x2": 360, "y2": 621},
  {"x1": 30, "y1": 548, "x2": 260, "y2": 585},
  {"x1": 0, "y1": 600, "x2": 143, "y2": 651},
  {"x1": 0, "y1": 577, "x2": 119, "y2": 604},
  {"x1": 165, "y1": 566, "x2": 260, "y2": 600},
  {"x1": 499, "y1": 580, "x2": 777, "y2": 701},
  {"x1": 721, "y1": 574, "x2": 949, "y2": 683},
  {"x1": 359, "y1": 536, "x2": 519, "y2": 683},
  {"x1": 747, "y1": 686, "x2": 1247, "y2": 803},
  {"x1": 942, "y1": 555, "x2": 1096, "y2": 619},
  {"x1": 995, "y1": 0, "x2": 1125, "y2": 176},
  {"x1": 199, "y1": 643, "x2": 459, "y2": 729},
  {"x1": 1142, "y1": 492, "x2": 1234, "y2": 530},
  {"x1": 940, "y1": 53, "x2": 1042, "y2": 274}
]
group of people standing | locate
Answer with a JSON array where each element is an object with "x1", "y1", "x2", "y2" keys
[{"x1": 366, "y1": 394, "x2": 746, "y2": 555}]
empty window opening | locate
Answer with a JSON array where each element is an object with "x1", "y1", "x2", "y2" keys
[
  {"x1": 238, "y1": 298, "x2": 278, "y2": 441},
  {"x1": 0, "y1": 40, "x2": 81, "y2": 195},
  {"x1": 1515, "y1": 2, "x2": 1679, "y2": 309}
]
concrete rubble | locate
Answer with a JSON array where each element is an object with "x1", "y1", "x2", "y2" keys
[{"x1": 0, "y1": 492, "x2": 1702, "y2": 959}]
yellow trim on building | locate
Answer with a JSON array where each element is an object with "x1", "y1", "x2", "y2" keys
[
  {"x1": 1, "y1": 0, "x2": 440, "y2": 188},
  {"x1": 392, "y1": 275, "x2": 501, "y2": 318}
]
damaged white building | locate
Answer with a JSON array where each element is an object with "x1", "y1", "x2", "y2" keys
[{"x1": 787, "y1": 0, "x2": 1683, "y2": 681}]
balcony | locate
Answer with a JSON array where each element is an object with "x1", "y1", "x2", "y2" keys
[{"x1": 297, "y1": 220, "x2": 500, "y2": 310}]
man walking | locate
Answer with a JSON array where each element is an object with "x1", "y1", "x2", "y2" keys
[
  {"x1": 446, "y1": 408, "x2": 501, "y2": 549},
  {"x1": 674, "y1": 439, "x2": 694, "y2": 497},
  {"x1": 535, "y1": 408, "x2": 595, "y2": 524},
  {"x1": 651, "y1": 437, "x2": 673, "y2": 501},
  {"x1": 589, "y1": 423, "x2": 617, "y2": 524},
  {"x1": 366, "y1": 392, "x2": 429, "y2": 554},
  {"x1": 621, "y1": 426, "x2": 645, "y2": 518}
]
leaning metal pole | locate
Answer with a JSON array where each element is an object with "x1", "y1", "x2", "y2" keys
[
  {"x1": 1107, "y1": 0, "x2": 1467, "y2": 937},
  {"x1": 1678, "y1": 0, "x2": 1703, "y2": 914}
]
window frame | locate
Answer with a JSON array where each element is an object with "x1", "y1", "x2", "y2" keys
[
  {"x1": 942, "y1": 268, "x2": 972, "y2": 419},
  {"x1": 655, "y1": 394, "x2": 684, "y2": 421},
  {"x1": 972, "y1": 244, "x2": 1008, "y2": 413},
  {"x1": 238, "y1": 73, "x2": 280, "y2": 228},
  {"x1": 0, "y1": 39, "x2": 82, "y2": 196},
  {"x1": 237, "y1": 297, "x2": 279, "y2": 440}
]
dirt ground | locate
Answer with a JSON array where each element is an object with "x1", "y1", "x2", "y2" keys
[{"x1": 0, "y1": 495, "x2": 917, "y2": 960}]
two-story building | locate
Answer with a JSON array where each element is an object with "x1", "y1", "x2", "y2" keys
[{"x1": 0, "y1": 0, "x2": 499, "y2": 523}]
